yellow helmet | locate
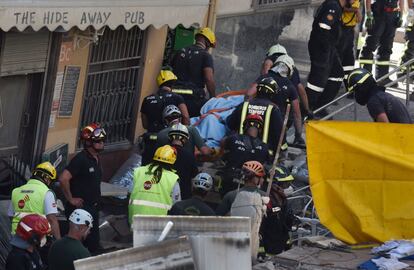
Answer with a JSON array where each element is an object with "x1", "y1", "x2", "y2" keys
[
  {"x1": 153, "y1": 145, "x2": 177, "y2": 165},
  {"x1": 196, "y1": 27, "x2": 216, "y2": 48},
  {"x1": 33, "y1": 162, "x2": 57, "y2": 182},
  {"x1": 157, "y1": 70, "x2": 177, "y2": 87}
]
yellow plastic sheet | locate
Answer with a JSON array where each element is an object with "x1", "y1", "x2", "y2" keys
[{"x1": 306, "y1": 121, "x2": 414, "y2": 244}]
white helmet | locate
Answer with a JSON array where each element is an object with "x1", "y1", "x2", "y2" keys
[
  {"x1": 162, "y1": 105, "x2": 182, "y2": 123},
  {"x1": 272, "y1": 55, "x2": 295, "y2": 78},
  {"x1": 266, "y1": 44, "x2": 287, "y2": 57},
  {"x1": 69, "y1": 209, "x2": 93, "y2": 228},
  {"x1": 168, "y1": 123, "x2": 189, "y2": 141},
  {"x1": 192, "y1": 173, "x2": 213, "y2": 192}
]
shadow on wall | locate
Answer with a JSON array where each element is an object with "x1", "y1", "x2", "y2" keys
[{"x1": 213, "y1": 7, "x2": 315, "y2": 93}]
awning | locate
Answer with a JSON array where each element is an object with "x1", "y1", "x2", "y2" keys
[{"x1": 0, "y1": 0, "x2": 210, "y2": 32}]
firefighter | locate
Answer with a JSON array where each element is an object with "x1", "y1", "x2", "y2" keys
[
  {"x1": 255, "y1": 55, "x2": 305, "y2": 146},
  {"x1": 359, "y1": 0, "x2": 404, "y2": 82},
  {"x1": 399, "y1": 4, "x2": 414, "y2": 76},
  {"x1": 140, "y1": 70, "x2": 190, "y2": 165},
  {"x1": 8, "y1": 162, "x2": 60, "y2": 240},
  {"x1": 261, "y1": 44, "x2": 311, "y2": 116},
  {"x1": 221, "y1": 114, "x2": 271, "y2": 195},
  {"x1": 6, "y1": 214, "x2": 51, "y2": 270},
  {"x1": 347, "y1": 68, "x2": 412, "y2": 123},
  {"x1": 171, "y1": 27, "x2": 216, "y2": 117},
  {"x1": 305, "y1": 0, "x2": 347, "y2": 111},
  {"x1": 227, "y1": 77, "x2": 284, "y2": 156},
  {"x1": 128, "y1": 145, "x2": 181, "y2": 225},
  {"x1": 338, "y1": 0, "x2": 361, "y2": 81}
]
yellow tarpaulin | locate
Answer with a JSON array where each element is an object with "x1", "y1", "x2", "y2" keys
[{"x1": 306, "y1": 121, "x2": 414, "y2": 244}]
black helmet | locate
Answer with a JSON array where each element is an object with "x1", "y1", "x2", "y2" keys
[
  {"x1": 256, "y1": 77, "x2": 280, "y2": 97},
  {"x1": 347, "y1": 68, "x2": 376, "y2": 105}
]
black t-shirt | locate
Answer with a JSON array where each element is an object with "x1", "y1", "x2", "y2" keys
[
  {"x1": 48, "y1": 236, "x2": 91, "y2": 270},
  {"x1": 6, "y1": 247, "x2": 43, "y2": 270},
  {"x1": 256, "y1": 72, "x2": 298, "y2": 116},
  {"x1": 311, "y1": 0, "x2": 343, "y2": 44},
  {"x1": 168, "y1": 196, "x2": 215, "y2": 216},
  {"x1": 227, "y1": 98, "x2": 284, "y2": 153},
  {"x1": 367, "y1": 89, "x2": 412, "y2": 123},
  {"x1": 65, "y1": 150, "x2": 102, "y2": 204},
  {"x1": 171, "y1": 44, "x2": 214, "y2": 89},
  {"x1": 140, "y1": 89, "x2": 185, "y2": 133},
  {"x1": 223, "y1": 134, "x2": 270, "y2": 169},
  {"x1": 172, "y1": 144, "x2": 199, "y2": 200}
]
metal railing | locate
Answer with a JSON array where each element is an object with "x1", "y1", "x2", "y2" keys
[{"x1": 313, "y1": 58, "x2": 414, "y2": 121}]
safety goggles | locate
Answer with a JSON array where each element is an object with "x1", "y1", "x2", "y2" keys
[{"x1": 91, "y1": 128, "x2": 106, "y2": 141}]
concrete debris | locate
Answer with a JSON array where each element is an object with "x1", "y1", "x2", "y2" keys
[
  {"x1": 253, "y1": 261, "x2": 276, "y2": 270},
  {"x1": 74, "y1": 236, "x2": 195, "y2": 270}
]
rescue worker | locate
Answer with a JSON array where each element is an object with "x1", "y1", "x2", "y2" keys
[
  {"x1": 155, "y1": 105, "x2": 214, "y2": 160},
  {"x1": 48, "y1": 209, "x2": 92, "y2": 270},
  {"x1": 347, "y1": 68, "x2": 412, "y2": 123},
  {"x1": 221, "y1": 114, "x2": 270, "y2": 195},
  {"x1": 359, "y1": 0, "x2": 404, "y2": 81},
  {"x1": 255, "y1": 55, "x2": 305, "y2": 146},
  {"x1": 338, "y1": 0, "x2": 361, "y2": 81},
  {"x1": 171, "y1": 27, "x2": 217, "y2": 117},
  {"x1": 305, "y1": 0, "x2": 347, "y2": 111},
  {"x1": 140, "y1": 70, "x2": 190, "y2": 165},
  {"x1": 168, "y1": 123, "x2": 198, "y2": 200},
  {"x1": 399, "y1": 4, "x2": 414, "y2": 76},
  {"x1": 260, "y1": 166, "x2": 295, "y2": 255},
  {"x1": 6, "y1": 214, "x2": 51, "y2": 270},
  {"x1": 227, "y1": 77, "x2": 284, "y2": 156},
  {"x1": 168, "y1": 173, "x2": 215, "y2": 216},
  {"x1": 216, "y1": 161, "x2": 266, "y2": 216},
  {"x1": 59, "y1": 123, "x2": 106, "y2": 253},
  {"x1": 128, "y1": 145, "x2": 181, "y2": 225},
  {"x1": 261, "y1": 44, "x2": 311, "y2": 116},
  {"x1": 8, "y1": 162, "x2": 60, "y2": 239}
]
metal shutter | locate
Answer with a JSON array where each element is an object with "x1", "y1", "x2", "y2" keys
[{"x1": 1, "y1": 31, "x2": 50, "y2": 76}]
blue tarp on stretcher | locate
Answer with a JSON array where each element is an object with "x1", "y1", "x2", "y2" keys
[{"x1": 190, "y1": 95, "x2": 244, "y2": 148}]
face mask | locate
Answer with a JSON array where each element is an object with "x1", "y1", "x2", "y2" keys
[
  {"x1": 271, "y1": 63, "x2": 290, "y2": 78},
  {"x1": 283, "y1": 186, "x2": 294, "y2": 196},
  {"x1": 40, "y1": 236, "x2": 47, "y2": 247}
]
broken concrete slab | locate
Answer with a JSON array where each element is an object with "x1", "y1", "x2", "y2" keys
[
  {"x1": 133, "y1": 215, "x2": 252, "y2": 270},
  {"x1": 74, "y1": 236, "x2": 195, "y2": 270},
  {"x1": 100, "y1": 182, "x2": 128, "y2": 197}
]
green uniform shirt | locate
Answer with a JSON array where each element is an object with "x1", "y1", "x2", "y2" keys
[{"x1": 48, "y1": 236, "x2": 91, "y2": 270}]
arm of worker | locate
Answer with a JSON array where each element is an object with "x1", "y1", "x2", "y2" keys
[
  {"x1": 297, "y1": 83, "x2": 311, "y2": 113},
  {"x1": 375, "y1": 113, "x2": 390, "y2": 123},
  {"x1": 44, "y1": 191, "x2": 61, "y2": 239},
  {"x1": 365, "y1": 0, "x2": 372, "y2": 13},
  {"x1": 59, "y1": 169, "x2": 84, "y2": 208},
  {"x1": 204, "y1": 67, "x2": 216, "y2": 98},
  {"x1": 292, "y1": 99, "x2": 303, "y2": 135},
  {"x1": 190, "y1": 126, "x2": 214, "y2": 157},
  {"x1": 171, "y1": 181, "x2": 181, "y2": 204},
  {"x1": 178, "y1": 103, "x2": 190, "y2": 126},
  {"x1": 399, "y1": 0, "x2": 404, "y2": 13},
  {"x1": 261, "y1": 59, "x2": 273, "y2": 75},
  {"x1": 141, "y1": 113, "x2": 149, "y2": 130}
]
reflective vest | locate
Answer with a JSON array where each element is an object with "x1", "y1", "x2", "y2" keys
[
  {"x1": 128, "y1": 164, "x2": 178, "y2": 224},
  {"x1": 342, "y1": 0, "x2": 360, "y2": 27},
  {"x1": 239, "y1": 101, "x2": 273, "y2": 144},
  {"x1": 11, "y1": 179, "x2": 49, "y2": 233}
]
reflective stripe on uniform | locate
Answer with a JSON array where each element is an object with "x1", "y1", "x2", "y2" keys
[
  {"x1": 149, "y1": 135, "x2": 157, "y2": 140},
  {"x1": 281, "y1": 143, "x2": 288, "y2": 151},
  {"x1": 129, "y1": 199, "x2": 172, "y2": 210},
  {"x1": 262, "y1": 105, "x2": 273, "y2": 144},
  {"x1": 376, "y1": 61, "x2": 390, "y2": 66},
  {"x1": 319, "y1": 23, "x2": 332, "y2": 30},
  {"x1": 307, "y1": 82, "x2": 324, "y2": 92},
  {"x1": 343, "y1": 66, "x2": 355, "y2": 71},
  {"x1": 239, "y1": 102, "x2": 249, "y2": 134},
  {"x1": 172, "y1": 89, "x2": 194, "y2": 95},
  {"x1": 358, "y1": 59, "x2": 374, "y2": 64},
  {"x1": 328, "y1": 77, "x2": 344, "y2": 82}
]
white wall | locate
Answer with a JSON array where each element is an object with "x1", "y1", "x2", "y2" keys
[{"x1": 217, "y1": 0, "x2": 252, "y2": 16}]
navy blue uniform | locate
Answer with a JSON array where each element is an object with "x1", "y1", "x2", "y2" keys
[{"x1": 306, "y1": 0, "x2": 344, "y2": 110}]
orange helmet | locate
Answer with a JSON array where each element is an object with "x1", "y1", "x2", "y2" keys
[
  {"x1": 242, "y1": 161, "x2": 265, "y2": 177},
  {"x1": 16, "y1": 214, "x2": 51, "y2": 246},
  {"x1": 81, "y1": 123, "x2": 106, "y2": 142}
]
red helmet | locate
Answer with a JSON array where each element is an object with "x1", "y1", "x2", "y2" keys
[
  {"x1": 16, "y1": 214, "x2": 51, "y2": 246},
  {"x1": 243, "y1": 114, "x2": 264, "y2": 131},
  {"x1": 242, "y1": 160, "x2": 265, "y2": 177},
  {"x1": 81, "y1": 123, "x2": 106, "y2": 142}
]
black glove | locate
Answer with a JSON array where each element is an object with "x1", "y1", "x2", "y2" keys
[
  {"x1": 394, "y1": 12, "x2": 403, "y2": 28},
  {"x1": 303, "y1": 110, "x2": 314, "y2": 121}
]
